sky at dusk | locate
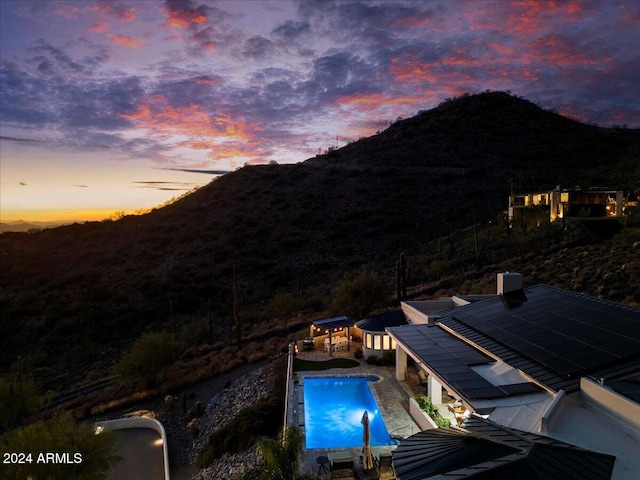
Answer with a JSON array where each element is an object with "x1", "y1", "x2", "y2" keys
[{"x1": 1, "y1": 0, "x2": 639, "y2": 222}]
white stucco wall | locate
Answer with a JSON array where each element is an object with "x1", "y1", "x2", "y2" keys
[{"x1": 409, "y1": 397, "x2": 438, "y2": 430}]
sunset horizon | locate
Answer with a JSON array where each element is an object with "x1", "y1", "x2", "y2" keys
[{"x1": 1, "y1": 0, "x2": 639, "y2": 223}]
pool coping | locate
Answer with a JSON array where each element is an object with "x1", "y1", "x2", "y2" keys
[
  {"x1": 289, "y1": 363, "x2": 419, "y2": 475},
  {"x1": 298, "y1": 374, "x2": 392, "y2": 450}
]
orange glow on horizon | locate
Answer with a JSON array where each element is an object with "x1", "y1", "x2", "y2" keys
[{"x1": 2, "y1": 208, "x2": 132, "y2": 224}]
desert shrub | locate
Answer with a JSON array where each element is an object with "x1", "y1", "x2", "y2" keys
[
  {"x1": 9, "y1": 352, "x2": 49, "y2": 371},
  {"x1": 270, "y1": 292, "x2": 299, "y2": 318},
  {"x1": 187, "y1": 400, "x2": 205, "y2": 420},
  {"x1": 430, "y1": 260, "x2": 451, "y2": 277},
  {"x1": 264, "y1": 336, "x2": 288, "y2": 355},
  {"x1": 0, "y1": 377, "x2": 42, "y2": 431},
  {"x1": 326, "y1": 267, "x2": 389, "y2": 320},
  {"x1": 364, "y1": 353, "x2": 394, "y2": 366},
  {"x1": 196, "y1": 395, "x2": 283, "y2": 468},
  {"x1": 220, "y1": 356, "x2": 245, "y2": 373},
  {"x1": 0, "y1": 413, "x2": 118, "y2": 480},
  {"x1": 366, "y1": 355, "x2": 379, "y2": 365},
  {"x1": 382, "y1": 351, "x2": 396, "y2": 366},
  {"x1": 248, "y1": 352, "x2": 266, "y2": 364},
  {"x1": 187, "y1": 418, "x2": 200, "y2": 436},
  {"x1": 115, "y1": 332, "x2": 184, "y2": 388}
]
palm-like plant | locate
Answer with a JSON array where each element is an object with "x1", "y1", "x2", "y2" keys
[{"x1": 245, "y1": 425, "x2": 304, "y2": 480}]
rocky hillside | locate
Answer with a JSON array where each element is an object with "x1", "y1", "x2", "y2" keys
[{"x1": 1, "y1": 91, "x2": 639, "y2": 386}]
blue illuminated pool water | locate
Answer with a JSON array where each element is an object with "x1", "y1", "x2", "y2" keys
[{"x1": 303, "y1": 376, "x2": 394, "y2": 449}]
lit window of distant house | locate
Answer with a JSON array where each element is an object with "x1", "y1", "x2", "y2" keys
[
  {"x1": 383, "y1": 335, "x2": 390, "y2": 350},
  {"x1": 366, "y1": 333, "x2": 373, "y2": 349},
  {"x1": 374, "y1": 335, "x2": 381, "y2": 350}
]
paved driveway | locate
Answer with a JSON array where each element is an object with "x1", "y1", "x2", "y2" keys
[{"x1": 108, "y1": 428, "x2": 165, "y2": 480}]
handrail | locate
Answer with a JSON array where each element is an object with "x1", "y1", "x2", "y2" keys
[{"x1": 282, "y1": 341, "x2": 295, "y2": 441}]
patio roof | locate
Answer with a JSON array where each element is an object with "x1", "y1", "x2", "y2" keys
[
  {"x1": 311, "y1": 315, "x2": 354, "y2": 330},
  {"x1": 392, "y1": 416, "x2": 616, "y2": 480},
  {"x1": 356, "y1": 309, "x2": 407, "y2": 332},
  {"x1": 387, "y1": 324, "x2": 540, "y2": 401}
]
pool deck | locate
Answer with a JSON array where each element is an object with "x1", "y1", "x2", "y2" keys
[{"x1": 290, "y1": 348, "x2": 420, "y2": 478}]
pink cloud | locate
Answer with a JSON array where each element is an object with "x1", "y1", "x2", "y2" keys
[
  {"x1": 86, "y1": 19, "x2": 110, "y2": 34},
  {"x1": 54, "y1": 4, "x2": 84, "y2": 19},
  {"x1": 528, "y1": 35, "x2": 604, "y2": 66},
  {"x1": 389, "y1": 54, "x2": 440, "y2": 84},
  {"x1": 393, "y1": 16, "x2": 432, "y2": 28},
  {"x1": 122, "y1": 95, "x2": 265, "y2": 161},
  {"x1": 163, "y1": 5, "x2": 207, "y2": 30},
  {"x1": 108, "y1": 34, "x2": 146, "y2": 48},
  {"x1": 92, "y1": 3, "x2": 136, "y2": 22}
]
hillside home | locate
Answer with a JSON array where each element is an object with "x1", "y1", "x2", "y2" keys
[
  {"x1": 508, "y1": 186, "x2": 624, "y2": 225},
  {"x1": 387, "y1": 273, "x2": 640, "y2": 480}
]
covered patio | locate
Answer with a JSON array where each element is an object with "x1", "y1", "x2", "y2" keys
[
  {"x1": 387, "y1": 324, "x2": 485, "y2": 424},
  {"x1": 305, "y1": 316, "x2": 356, "y2": 356},
  {"x1": 387, "y1": 323, "x2": 553, "y2": 432}
]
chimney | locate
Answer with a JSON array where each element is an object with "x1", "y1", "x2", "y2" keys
[{"x1": 497, "y1": 272, "x2": 522, "y2": 295}]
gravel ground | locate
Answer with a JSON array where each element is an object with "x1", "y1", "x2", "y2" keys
[{"x1": 95, "y1": 359, "x2": 281, "y2": 480}]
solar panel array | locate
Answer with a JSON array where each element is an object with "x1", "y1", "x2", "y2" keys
[
  {"x1": 452, "y1": 285, "x2": 640, "y2": 378},
  {"x1": 391, "y1": 324, "x2": 512, "y2": 400}
]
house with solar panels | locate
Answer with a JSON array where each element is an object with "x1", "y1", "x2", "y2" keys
[
  {"x1": 386, "y1": 272, "x2": 640, "y2": 480},
  {"x1": 356, "y1": 310, "x2": 407, "y2": 361}
]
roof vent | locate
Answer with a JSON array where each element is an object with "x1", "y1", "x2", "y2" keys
[{"x1": 497, "y1": 272, "x2": 523, "y2": 295}]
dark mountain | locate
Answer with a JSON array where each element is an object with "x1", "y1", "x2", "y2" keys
[
  {"x1": 1, "y1": 92, "x2": 638, "y2": 385},
  {"x1": 0, "y1": 221, "x2": 68, "y2": 233}
]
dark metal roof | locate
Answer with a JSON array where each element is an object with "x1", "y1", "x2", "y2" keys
[
  {"x1": 311, "y1": 316, "x2": 354, "y2": 329},
  {"x1": 393, "y1": 416, "x2": 616, "y2": 480},
  {"x1": 438, "y1": 284, "x2": 640, "y2": 393},
  {"x1": 356, "y1": 310, "x2": 407, "y2": 332},
  {"x1": 392, "y1": 428, "x2": 518, "y2": 480}
]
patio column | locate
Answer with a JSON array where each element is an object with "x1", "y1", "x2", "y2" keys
[
  {"x1": 396, "y1": 345, "x2": 407, "y2": 381},
  {"x1": 428, "y1": 375, "x2": 442, "y2": 404}
]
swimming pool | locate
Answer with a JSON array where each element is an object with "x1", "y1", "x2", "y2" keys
[{"x1": 303, "y1": 376, "x2": 395, "y2": 449}]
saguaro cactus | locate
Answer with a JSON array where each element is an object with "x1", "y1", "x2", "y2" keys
[{"x1": 396, "y1": 252, "x2": 408, "y2": 302}]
